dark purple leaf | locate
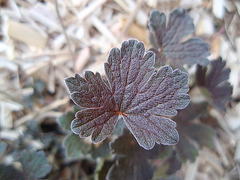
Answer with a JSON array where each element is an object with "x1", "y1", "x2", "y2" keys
[
  {"x1": 107, "y1": 129, "x2": 170, "y2": 180},
  {"x1": 173, "y1": 103, "x2": 215, "y2": 162},
  {"x1": 107, "y1": 156, "x2": 153, "y2": 180},
  {"x1": 149, "y1": 9, "x2": 210, "y2": 67},
  {"x1": 65, "y1": 72, "x2": 119, "y2": 143},
  {"x1": 176, "y1": 137, "x2": 198, "y2": 162},
  {"x1": 149, "y1": 48, "x2": 167, "y2": 67},
  {"x1": 196, "y1": 57, "x2": 233, "y2": 112},
  {"x1": 98, "y1": 160, "x2": 114, "y2": 180},
  {"x1": 152, "y1": 150, "x2": 181, "y2": 178},
  {"x1": 65, "y1": 39, "x2": 190, "y2": 150},
  {"x1": 165, "y1": 151, "x2": 182, "y2": 175}
]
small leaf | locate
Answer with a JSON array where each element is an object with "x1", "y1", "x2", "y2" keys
[
  {"x1": 19, "y1": 150, "x2": 52, "y2": 179},
  {"x1": 196, "y1": 57, "x2": 233, "y2": 112},
  {"x1": 159, "y1": 175, "x2": 182, "y2": 180},
  {"x1": 149, "y1": 9, "x2": 209, "y2": 67},
  {"x1": 98, "y1": 160, "x2": 114, "y2": 180},
  {"x1": 111, "y1": 118, "x2": 125, "y2": 136},
  {"x1": 107, "y1": 129, "x2": 177, "y2": 179},
  {"x1": 58, "y1": 111, "x2": 75, "y2": 131},
  {"x1": 0, "y1": 163, "x2": 25, "y2": 180},
  {"x1": 107, "y1": 129, "x2": 157, "y2": 180},
  {"x1": 0, "y1": 142, "x2": 7, "y2": 157},
  {"x1": 176, "y1": 137, "x2": 198, "y2": 162},
  {"x1": 173, "y1": 103, "x2": 216, "y2": 162},
  {"x1": 91, "y1": 139, "x2": 110, "y2": 159},
  {"x1": 108, "y1": 157, "x2": 153, "y2": 180},
  {"x1": 153, "y1": 151, "x2": 182, "y2": 178},
  {"x1": 65, "y1": 39, "x2": 190, "y2": 150},
  {"x1": 165, "y1": 152, "x2": 182, "y2": 175},
  {"x1": 64, "y1": 133, "x2": 90, "y2": 158},
  {"x1": 65, "y1": 72, "x2": 119, "y2": 144}
]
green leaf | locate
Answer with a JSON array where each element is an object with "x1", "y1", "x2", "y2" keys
[
  {"x1": 19, "y1": 150, "x2": 52, "y2": 179},
  {"x1": 91, "y1": 139, "x2": 110, "y2": 159},
  {"x1": 58, "y1": 111, "x2": 75, "y2": 131},
  {"x1": 64, "y1": 133, "x2": 90, "y2": 158},
  {"x1": 0, "y1": 142, "x2": 7, "y2": 157},
  {"x1": 0, "y1": 163, "x2": 25, "y2": 180}
]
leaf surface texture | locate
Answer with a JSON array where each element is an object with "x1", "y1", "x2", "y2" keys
[{"x1": 65, "y1": 39, "x2": 190, "y2": 149}]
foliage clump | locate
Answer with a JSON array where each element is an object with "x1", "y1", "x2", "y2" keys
[
  {"x1": 0, "y1": 8, "x2": 233, "y2": 180},
  {"x1": 62, "y1": 8, "x2": 232, "y2": 179}
]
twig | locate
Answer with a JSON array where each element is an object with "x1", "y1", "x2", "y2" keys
[
  {"x1": 54, "y1": 0, "x2": 75, "y2": 64},
  {"x1": 25, "y1": 55, "x2": 71, "y2": 75},
  {"x1": 90, "y1": 15, "x2": 118, "y2": 44},
  {"x1": 77, "y1": 0, "x2": 107, "y2": 21},
  {"x1": 224, "y1": 13, "x2": 237, "y2": 51},
  {"x1": 210, "y1": 109, "x2": 236, "y2": 144},
  {"x1": 119, "y1": 0, "x2": 143, "y2": 40},
  {"x1": 114, "y1": 0, "x2": 130, "y2": 12},
  {"x1": 200, "y1": 148, "x2": 224, "y2": 175},
  {"x1": 184, "y1": 157, "x2": 199, "y2": 180},
  {"x1": 15, "y1": 97, "x2": 69, "y2": 127},
  {"x1": 213, "y1": 137, "x2": 230, "y2": 167},
  {"x1": 237, "y1": 162, "x2": 240, "y2": 180}
]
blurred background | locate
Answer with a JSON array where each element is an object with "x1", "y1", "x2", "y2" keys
[{"x1": 0, "y1": 0, "x2": 240, "y2": 179}]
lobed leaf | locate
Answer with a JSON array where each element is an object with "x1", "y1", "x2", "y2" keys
[
  {"x1": 196, "y1": 57, "x2": 233, "y2": 112},
  {"x1": 66, "y1": 72, "x2": 119, "y2": 143},
  {"x1": 19, "y1": 150, "x2": 52, "y2": 179},
  {"x1": 58, "y1": 111, "x2": 75, "y2": 131},
  {"x1": 0, "y1": 164, "x2": 25, "y2": 180},
  {"x1": 173, "y1": 103, "x2": 215, "y2": 162},
  {"x1": 149, "y1": 9, "x2": 209, "y2": 67},
  {"x1": 107, "y1": 129, "x2": 158, "y2": 180},
  {"x1": 152, "y1": 151, "x2": 182, "y2": 178},
  {"x1": 0, "y1": 142, "x2": 7, "y2": 157},
  {"x1": 108, "y1": 129, "x2": 180, "y2": 179},
  {"x1": 65, "y1": 39, "x2": 190, "y2": 150},
  {"x1": 57, "y1": 106, "x2": 81, "y2": 132}
]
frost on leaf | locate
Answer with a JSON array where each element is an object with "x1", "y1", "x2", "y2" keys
[
  {"x1": 65, "y1": 71, "x2": 119, "y2": 144},
  {"x1": 65, "y1": 39, "x2": 190, "y2": 150},
  {"x1": 148, "y1": 9, "x2": 209, "y2": 67},
  {"x1": 196, "y1": 57, "x2": 233, "y2": 112},
  {"x1": 173, "y1": 103, "x2": 215, "y2": 162}
]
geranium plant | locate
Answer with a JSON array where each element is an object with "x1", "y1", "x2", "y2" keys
[{"x1": 62, "y1": 8, "x2": 232, "y2": 179}]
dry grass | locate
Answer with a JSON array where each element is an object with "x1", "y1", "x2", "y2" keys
[{"x1": 0, "y1": 0, "x2": 240, "y2": 179}]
